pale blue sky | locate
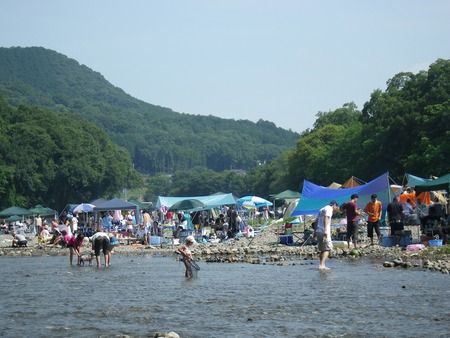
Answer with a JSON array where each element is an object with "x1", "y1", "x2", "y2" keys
[{"x1": 2, "y1": 1, "x2": 449, "y2": 133}]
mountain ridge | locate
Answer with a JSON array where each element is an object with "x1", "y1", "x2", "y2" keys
[{"x1": 0, "y1": 46, "x2": 299, "y2": 174}]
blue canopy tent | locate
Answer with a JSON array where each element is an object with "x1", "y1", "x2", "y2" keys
[
  {"x1": 93, "y1": 198, "x2": 139, "y2": 230},
  {"x1": 291, "y1": 172, "x2": 393, "y2": 216}
]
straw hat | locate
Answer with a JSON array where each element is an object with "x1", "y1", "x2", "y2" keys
[{"x1": 186, "y1": 235, "x2": 196, "y2": 243}]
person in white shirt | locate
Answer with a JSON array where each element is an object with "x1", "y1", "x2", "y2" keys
[
  {"x1": 315, "y1": 200, "x2": 339, "y2": 270},
  {"x1": 71, "y1": 213, "x2": 79, "y2": 235},
  {"x1": 90, "y1": 231, "x2": 110, "y2": 267},
  {"x1": 34, "y1": 215, "x2": 42, "y2": 235}
]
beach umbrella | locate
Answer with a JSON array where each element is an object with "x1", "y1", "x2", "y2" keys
[
  {"x1": 168, "y1": 199, "x2": 206, "y2": 212},
  {"x1": 0, "y1": 206, "x2": 33, "y2": 217},
  {"x1": 237, "y1": 196, "x2": 273, "y2": 208},
  {"x1": 73, "y1": 203, "x2": 95, "y2": 213},
  {"x1": 241, "y1": 201, "x2": 257, "y2": 209}
]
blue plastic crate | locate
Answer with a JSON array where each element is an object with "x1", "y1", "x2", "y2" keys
[{"x1": 428, "y1": 239, "x2": 443, "y2": 246}]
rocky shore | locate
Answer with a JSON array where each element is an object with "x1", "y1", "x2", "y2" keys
[{"x1": 1, "y1": 224, "x2": 449, "y2": 274}]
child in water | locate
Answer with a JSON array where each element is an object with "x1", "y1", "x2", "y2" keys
[{"x1": 177, "y1": 235, "x2": 195, "y2": 277}]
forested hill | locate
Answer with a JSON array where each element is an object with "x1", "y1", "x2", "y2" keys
[{"x1": 0, "y1": 46, "x2": 299, "y2": 174}]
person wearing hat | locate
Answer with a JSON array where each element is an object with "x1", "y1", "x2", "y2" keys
[
  {"x1": 364, "y1": 194, "x2": 383, "y2": 245},
  {"x1": 38, "y1": 225, "x2": 51, "y2": 244},
  {"x1": 177, "y1": 235, "x2": 196, "y2": 277},
  {"x1": 341, "y1": 194, "x2": 361, "y2": 249},
  {"x1": 46, "y1": 228, "x2": 64, "y2": 246},
  {"x1": 315, "y1": 200, "x2": 339, "y2": 270}
]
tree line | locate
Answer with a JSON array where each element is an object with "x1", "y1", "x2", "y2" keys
[
  {"x1": 0, "y1": 97, "x2": 141, "y2": 210},
  {"x1": 145, "y1": 59, "x2": 450, "y2": 202}
]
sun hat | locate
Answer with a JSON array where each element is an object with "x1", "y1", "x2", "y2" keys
[{"x1": 186, "y1": 235, "x2": 196, "y2": 243}]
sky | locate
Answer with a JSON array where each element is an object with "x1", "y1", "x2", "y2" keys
[{"x1": 1, "y1": 1, "x2": 450, "y2": 133}]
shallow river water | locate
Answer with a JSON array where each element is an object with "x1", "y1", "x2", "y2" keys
[{"x1": 1, "y1": 254, "x2": 449, "y2": 338}]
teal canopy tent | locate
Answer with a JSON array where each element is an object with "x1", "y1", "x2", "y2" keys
[
  {"x1": 156, "y1": 193, "x2": 237, "y2": 210},
  {"x1": 414, "y1": 173, "x2": 450, "y2": 194}
]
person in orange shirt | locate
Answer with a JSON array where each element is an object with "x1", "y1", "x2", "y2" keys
[{"x1": 364, "y1": 193, "x2": 383, "y2": 245}]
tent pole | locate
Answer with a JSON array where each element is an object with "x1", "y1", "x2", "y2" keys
[{"x1": 387, "y1": 171, "x2": 392, "y2": 203}]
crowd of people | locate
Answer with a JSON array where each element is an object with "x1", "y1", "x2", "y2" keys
[
  {"x1": 3, "y1": 189, "x2": 448, "y2": 274},
  {"x1": 312, "y1": 188, "x2": 449, "y2": 270},
  {"x1": 4, "y1": 212, "x2": 121, "y2": 268}
]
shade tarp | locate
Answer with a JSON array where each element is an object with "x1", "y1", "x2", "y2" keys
[
  {"x1": 291, "y1": 172, "x2": 392, "y2": 216},
  {"x1": 93, "y1": 198, "x2": 138, "y2": 211},
  {"x1": 406, "y1": 173, "x2": 432, "y2": 187},
  {"x1": 156, "y1": 193, "x2": 237, "y2": 210},
  {"x1": 414, "y1": 173, "x2": 450, "y2": 194}
]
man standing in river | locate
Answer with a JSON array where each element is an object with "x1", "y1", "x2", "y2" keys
[{"x1": 315, "y1": 200, "x2": 339, "y2": 270}]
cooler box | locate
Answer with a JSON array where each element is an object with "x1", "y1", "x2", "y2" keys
[
  {"x1": 150, "y1": 236, "x2": 162, "y2": 245},
  {"x1": 428, "y1": 239, "x2": 443, "y2": 246},
  {"x1": 179, "y1": 230, "x2": 195, "y2": 243},
  {"x1": 380, "y1": 227, "x2": 390, "y2": 236},
  {"x1": 399, "y1": 236, "x2": 411, "y2": 247},
  {"x1": 381, "y1": 236, "x2": 395, "y2": 247},
  {"x1": 279, "y1": 235, "x2": 293, "y2": 245},
  {"x1": 398, "y1": 231, "x2": 412, "y2": 247}
]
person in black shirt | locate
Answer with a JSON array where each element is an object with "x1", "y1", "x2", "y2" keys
[{"x1": 386, "y1": 196, "x2": 405, "y2": 245}]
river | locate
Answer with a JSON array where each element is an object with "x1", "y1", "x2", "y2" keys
[{"x1": 1, "y1": 254, "x2": 449, "y2": 338}]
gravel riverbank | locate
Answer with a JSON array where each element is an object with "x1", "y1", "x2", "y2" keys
[{"x1": 1, "y1": 224, "x2": 449, "y2": 274}]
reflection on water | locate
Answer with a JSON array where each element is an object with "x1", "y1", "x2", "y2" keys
[{"x1": 1, "y1": 255, "x2": 449, "y2": 338}]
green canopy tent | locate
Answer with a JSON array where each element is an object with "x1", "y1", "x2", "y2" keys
[
  {"x1": 129, "y1": 199, "x2": 150, "y2": 210},
  {"x1": 29, "y1": 205, "x2": 57, "y2": 216},
  {"x1": 6, "y1": 215, "x2": 22, "y2": 222},
  {"x1": 270, "y1": 190, "x2": 301, "y2": 200},
  {"x1": 269, "y1": 190, "x2": 301, "y2": 218},
  {"x1": 168, "y1": 199, "x2": 206, "y2": 212},
  {"x1": 0, "y1": 206, "x2": 33, "y2": 218}
]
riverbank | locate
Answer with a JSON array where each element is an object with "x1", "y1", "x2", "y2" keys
[{"x1": 1, "y1": 225, "x2": 449, "y2": 274}]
